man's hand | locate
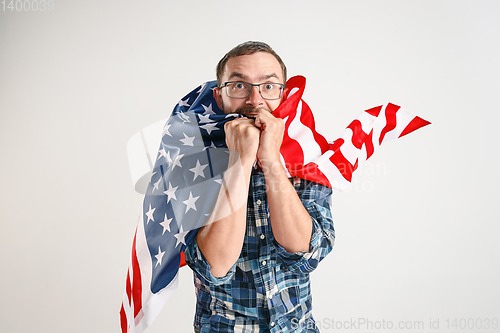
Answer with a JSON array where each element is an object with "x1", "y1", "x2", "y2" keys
[
  {"x1": 224, "y1": 117, "x2": 261, "y2": 167},
  {"x1": 253, "y1": 110, "x2": 285, "y2": 166}
]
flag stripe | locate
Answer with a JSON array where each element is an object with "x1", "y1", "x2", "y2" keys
[
  {"x1": 365, "y1": 130, "x2": 375, "y2": 160},
  {"x1": 286, "y1": 101, "x2": 322, "y2": 164},
  {"x1": 399, "y1": 116, "x2": 432, "y2": 138},
  {"x1": 131, "y1": 231, "x2": 143, "y2": 318},
  {"x1": 120, "y1": 304, "x2": 128, "y2": 333},
  {"x1": 347, "y1": 120, "x2": 368, "y2": 150},
  {"x1": 379, "y1": 103, "x2": 399, "y2": 145},
  {"x1": 126, "y1": 270, "x2": 132, "y2": 307},
  {"x1": 297, "y1": 100, "x2": 330, "y2": 153}
]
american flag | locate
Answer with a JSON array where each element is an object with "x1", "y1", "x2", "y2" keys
[
  {"x1": 275, "y1": 75, "x2": 431, "y2": 190},
  {"x1": 120, "y1": 76, "x2": 430, "y2": 332}
]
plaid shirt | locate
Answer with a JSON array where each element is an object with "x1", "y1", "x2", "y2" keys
[{"x1": 184, "y1": 167, "x2": 335, "y2": 332}]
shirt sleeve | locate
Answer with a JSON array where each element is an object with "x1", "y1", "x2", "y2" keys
[
  {"x1": 275, "y1": 178, "x2": 335, "y2": 274},
  {"x1": 183, "y1": 231, "x2": 237, "y2": 286}
]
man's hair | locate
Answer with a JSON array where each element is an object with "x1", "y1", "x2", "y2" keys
[{"x1": 216, "y1": 41, "x2": 287, "y2": 87}]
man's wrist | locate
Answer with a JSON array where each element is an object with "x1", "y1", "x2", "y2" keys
[{"x1": 259, "y1": 157, "x2": 286, "y2": 179}]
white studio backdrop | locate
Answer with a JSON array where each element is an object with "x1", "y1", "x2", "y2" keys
[{"x1": 1, "y1": 1, "x2": 499, "y2": 332}]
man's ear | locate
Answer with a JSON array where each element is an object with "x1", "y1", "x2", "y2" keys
[{"x1": 213, "y1": 87, "x2": 224, "y2": 110}]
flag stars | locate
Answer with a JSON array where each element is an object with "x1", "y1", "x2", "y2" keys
[
  {"x1": 198, "y1": 113, "x2": 212, "y2": 124},
  {"x1": 180, "y1": 133, "x2": 195, "y2": 146},
  {"x1": 164, "y1": 182, "x2": 178, "y2": 203},
  {"x1": 157, "y1": 148, "x2": 168, "y2": 160},
  {"x1": 189, "y1": 160, "x2": 208, "y2": 180},
  {"x1": 155, "y1": 246, "x2": 165, "y2": 267},
  {"x1": 163, "y1": 123, "x2": 172, "y2": 137},
  {"x1": 145, "y1": 204, "x2": 156, "y2": 223},
  {"x1": 174, "y1": 226, "x2": 189, "y2": 247},
  {"x1": 179, "y1": 112, "x2": 191, "y2": 124},
  {"x1": 183, "y1": 191, "x2": 200, "y2": 213},
  {"x1": 197, "y1": 82, "x2": 207, "y2": 93},
  {"x1": 202, "y1": 103, "x2": 215, "y2": 115},
  {"x1": 200, "y1": 122, "x2": 218, "y2": 135},
  {"x1": 203, "y1": 141, "x2": 217, "y2": 150},
  {"x1": 152, "y1": 177, "x2": 162, "y2": 192},
  {"x1": 159, "y1": 213, "x2": 173, "y2": 235},
  {"x1": 171, "y1": 154, "x2": 184, "y2": 170},
  {"x1": 165, "y1": 151, "x2": 172, "y2": 165},
  {"x1": 178, "y1": 97, "x2": 190, "y2": 107}
]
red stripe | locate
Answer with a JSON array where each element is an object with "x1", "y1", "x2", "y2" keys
[
  {"x1": 365, "y1": 105, "x2": 382, "y2": 117},
  {"x1": 379, "y1": 103, "x2": 399, "y2": 145},
  {"x1": 289, "y1": 162, "x2": 331, "y2": 188},
  {"x1": 329, "y1": 150, "x2": 355, "y2": 182},
  {"x1": 131, "y1": 230, "x2": 143, "y2": 318},
  {"x1": 126, "y1": 270, "x2": 132, "y2": 306},
  {"x1": 179, "y1": 251, "x2": 187, "y2": 267},
  {"x1": 365, "y1": 130, "x2": 375, "y2": 159},
  {"x1": 120, "y1": 304, "x2": 128, "y2": 333},
  {"x1": 280, "y1": 109, "x2": 306, "y2": 167},
  {"x1": 399, "y1": 116, "x2": 431, "y2": 138},
  {"x1": 329, "y1": 138, "x2": 344, "y2": 152},
  {"x1": 273, "y1": 75, "x2": 306, "y2": 119},
  {"x1": 347, "y1": 119, "x2": 367, "y2": 149}
]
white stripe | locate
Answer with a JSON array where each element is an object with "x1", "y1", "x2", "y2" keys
[
  {"x1": 286, "y1": 100, "x2": 322, "y2": 164},
  {"x1": 287, "y1": 87, "x2": 299, "y2": 98},
  {"x1": 127, "y1": 212, "x2": 180, "y2": 332},
  {"x1": 315, "y1": 151, "x2": 351, "y2": 191},
  {"x1": 371, "y1": 107, "x2": 386, "y2": 150},
  {"x1": 383, "y1": 106, "x2": 415, "y2": 140},
  {"x1": 358, "y1": 111, "x2": 377, "y2": 134},
  {"x1": 358, "y1": 143, "x2": 368, "y2": 164},
  {"x1": 338, "y1": 128, "x2": 360, "y2": 166}
]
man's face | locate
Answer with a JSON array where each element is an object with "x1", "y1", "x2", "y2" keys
[{"x1": 214, "y1": 52, "x2": 285, "y2": 116}]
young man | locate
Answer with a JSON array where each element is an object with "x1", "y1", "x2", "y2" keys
[{"x1": 184, "y1": 41, "x2": 335, "y2": 332}]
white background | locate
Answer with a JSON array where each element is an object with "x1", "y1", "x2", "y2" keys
[{"x1": 1, "y1": 1, "x2": 499, "y2": 332}]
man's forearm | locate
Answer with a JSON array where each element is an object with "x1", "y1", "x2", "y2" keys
[
  {"x1": 196, "y1": 153, "x2": 253, "y2": 278},
  {"x1": 262, "y1": 160, "x2": 312, "y2": 253}
]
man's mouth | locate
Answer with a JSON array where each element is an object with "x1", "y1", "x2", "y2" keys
[{"x1": 234, "y1": 107, "x2": 270, "y2": 119}]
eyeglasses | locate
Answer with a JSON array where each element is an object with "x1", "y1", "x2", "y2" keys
[{"x1": 219, "y1": 81, "x2": 285, "y2": 100}]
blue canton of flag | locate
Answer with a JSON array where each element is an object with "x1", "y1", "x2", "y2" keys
[
  {"x1": 144, "y1": 81, "x2": 238, "y2": 292},
  {"x1": 121, "y1": 81, "x2": 241, "y2": 333}
]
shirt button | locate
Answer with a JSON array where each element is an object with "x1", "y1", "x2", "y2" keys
[
  {"x1": 256, "y1": 199, "x2": 262, "y2": 205},
  {"x1": 261, "y1": 260, "x2": 267, "y2": 266},
  {"x1": 260, "y1": 234, "x2": 265, "y2": 240},
  {"x1": 271, "y1": 322, "x2": 275, "y2": 327}
]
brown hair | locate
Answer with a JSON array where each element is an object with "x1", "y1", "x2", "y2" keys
[{"x1": 216, "y1": 41, "x2": 287, "y2": 86}]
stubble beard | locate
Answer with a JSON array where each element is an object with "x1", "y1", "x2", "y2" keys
[
  {"x1": 221, "y1": 99, "x2": 272, "y2": 119},
  {"x1": 233, "y1": 106, "x2": 272, "y2": 119}
]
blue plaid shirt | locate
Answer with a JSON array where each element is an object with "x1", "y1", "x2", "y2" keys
[{"x1": 184, "y1": 167, "x2": 335, "y2": 332}]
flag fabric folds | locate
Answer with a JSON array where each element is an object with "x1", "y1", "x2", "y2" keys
[
  {"x1": 273, "y1": 75, "x2": 431, "y2": 190},
  {"x1": 120, "y1": 76, "x2": 430, "y2": 332}
]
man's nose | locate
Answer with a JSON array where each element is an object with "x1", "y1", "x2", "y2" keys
[{"x1": 246, "y1": 85, "x2": 264, "y2": 107}]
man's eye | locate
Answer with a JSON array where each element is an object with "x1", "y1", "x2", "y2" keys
[
  {"x1": 264, "y1": 84, "x2": 275, "y2": 91},
  {"x1": 234, "y1": 83, "x2": 246, "y2": 89}
]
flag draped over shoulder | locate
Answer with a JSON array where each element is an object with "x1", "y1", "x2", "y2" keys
[
  {"x1": 120, "y1": 82, "x2": 239, "y2": 333},
  {"x1": 120, "y1": 76, "x2": 430, "y2": 332}
]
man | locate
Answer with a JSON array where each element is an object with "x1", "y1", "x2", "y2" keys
[{"x1": 184, "y1": 41, "x2": 335, "y2": 332}]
